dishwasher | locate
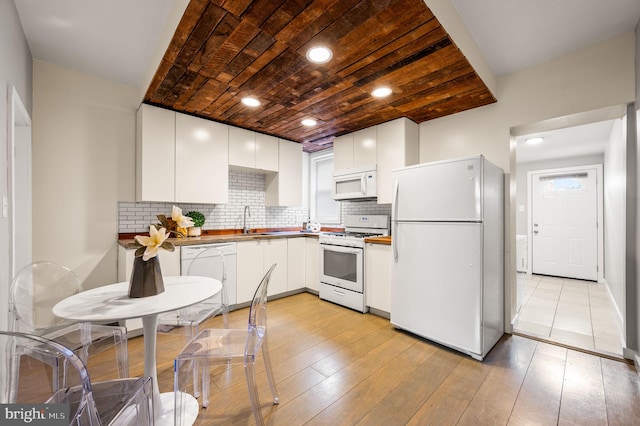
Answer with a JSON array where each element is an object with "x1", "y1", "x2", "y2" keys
[{"x1": 181, "y1": 243, "x2": 237, "y2": 307}]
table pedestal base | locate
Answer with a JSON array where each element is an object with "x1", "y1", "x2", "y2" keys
[{"x1": 155, "y1": 392, "x2": 199, "y2": 426}]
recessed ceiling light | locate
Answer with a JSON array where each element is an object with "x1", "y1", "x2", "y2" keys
[
  {"x1": 241, "y1": 97, "x2": 261, "y2": 107},
  {"x1": 525, "y1": 137, "x2": 544, "y2": 145},
  {"x1": 371, "y1": 87, "x2": 392, "y2": 98},
  {"x1": 306, "y1": 46, "x2": 333, "y2": 64},
  {"x1": 301, "y1": 118, "x2": 317, "y2": 127}
]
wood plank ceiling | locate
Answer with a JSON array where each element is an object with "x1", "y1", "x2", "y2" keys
[{"x1": 144, "y1": 0, "x2": 496, "y2": 152}]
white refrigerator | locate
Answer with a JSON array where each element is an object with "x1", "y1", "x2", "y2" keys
[{"x1": 390, "y1": 155, "x2": 504, "y2": 360}]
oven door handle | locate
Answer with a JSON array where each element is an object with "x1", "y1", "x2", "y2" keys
[{"x1": 392, "y1": 179, "x2": 399, "y2": 262}]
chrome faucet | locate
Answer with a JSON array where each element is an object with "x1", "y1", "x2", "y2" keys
[{"x1": 243, "y1": 205, "x2": 251, "y2": 234}]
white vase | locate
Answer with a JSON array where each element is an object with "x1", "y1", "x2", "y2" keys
[{"x1": 187, "y1": 226, "x2": 202, "y2": 237}]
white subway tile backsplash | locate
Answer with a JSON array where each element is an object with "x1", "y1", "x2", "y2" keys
[
  {"x1": 118, "y1": 170, "x2": 392, "y2": 233},
  {"x1": 118, "y1": 170, "x2": 309, "y2": 233}
]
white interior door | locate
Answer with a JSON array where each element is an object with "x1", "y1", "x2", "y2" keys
[{"x1": 531, "y1": 168, "x2": 598, "y2": 280}]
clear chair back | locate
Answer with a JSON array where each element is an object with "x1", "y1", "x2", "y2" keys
[
  {"x1": 246, "y1": 263, "x2": 277, "y2": 356},
  {"x1": 10, "y1": 261, "x2": 81, "y2": 331},
  {"x1": 0, "y1": 331, "x2": 152, "y2": 426},
  {"x1": 174, "y1": 263, "x2": 279, "y2": 425}
]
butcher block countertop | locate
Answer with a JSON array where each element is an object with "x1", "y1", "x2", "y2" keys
[
  {"x1": 364, "y1": 236, "x2": 392, "y2": 245},
  {"x1": 119, "y1": 228, "x2": 392, "y2": 248},
  {"x1": 118, "y1": 230, "x2": 319, "y2": 248}
]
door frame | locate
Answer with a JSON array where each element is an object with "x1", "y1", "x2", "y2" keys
[
  {"x1": 8, "y1": 86, "x2": 32, "y2": 279},
  {"x1": 526, "y1": 164, "x2": 603, "y2": 282}
]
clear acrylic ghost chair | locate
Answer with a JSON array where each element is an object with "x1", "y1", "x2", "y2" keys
[
  {"x1": 9, "y1": 261, "x2": 129, "y2": 389},
  {"x1": 174, "y1": 263, "x2": 279, "y2": 426},
  {"x1": 0, "y1": 331, "x2": 153, "y2": 426},
  {"x1": 157, "y1": 246, "x2": 229, "y2": 397}
]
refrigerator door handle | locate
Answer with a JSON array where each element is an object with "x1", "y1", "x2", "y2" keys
[{"x1": 392, "y1": 180, "x2": 399, "y2": 262}]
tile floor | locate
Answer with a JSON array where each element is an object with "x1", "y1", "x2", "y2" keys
[{"x1": 512, "y1": 273, "x2": 624, "y2": 356}]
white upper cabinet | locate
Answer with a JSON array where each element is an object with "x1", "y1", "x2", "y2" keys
[
  {"x1": 333, "y1": 134, "x2": 354, "y2": 172},
  {"x1": 229, "y1": 126, "x2": 278, "y2": 172},
  {"x1": 228, "y1": 127, "x2": 255, "y2": 169},
  {"x1": 136, "y1": 104, "x2": 175, "y2": 202},
  {"x1": 265, "y1": 139, "x2": 302, "y2": 206},
  {"x1": 136, "y1": 103, "x2": 229, "y2": 204},
  {"x1": 353, "y1": 126, "x2": 377, "y2": 168},
  {"x1": 333, "y1": 126, "x2": 377, "y2": 173},
  {"x1": 175, "y1": 112, "x2": 228, "y2": 204},
  {"x1": 376, "y1": 117, "x2": 419, "y2": 204},
  {"x1": 255, "y1": 133, "x2": 279, "y2": 171}
]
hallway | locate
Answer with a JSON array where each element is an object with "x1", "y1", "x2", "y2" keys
[{"x1": 513, "y1": 274, "x2": 624, "y2": 357}]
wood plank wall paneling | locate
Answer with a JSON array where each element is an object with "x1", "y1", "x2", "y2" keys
[
  {"x1": 72, "y1": 293, "x2": 640, "y2": 425},
  {"x1": 144, "y1": 0, "x2": 496, "y2": 152}
]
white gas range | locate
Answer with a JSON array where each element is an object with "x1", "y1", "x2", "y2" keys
[{"x1": 319, "y1": 215, "x2": 389, "y2": 312}]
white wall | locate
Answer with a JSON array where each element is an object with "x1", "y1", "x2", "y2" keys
[
  {"x1": 419, "y1": 32, "x2": 636, "y2": 330},
  {"x1": 420, "y1": 33, "x2": 635, "y2": 171},
  {"x1": 32, "y1": 60, "x2": 138, "y2": 289},
  {"x1": 604, "y1": 118, "x2": 627, "y2": 320},
  {"x1": 0, "y1": 1, "x2": 32, "y2": 331}
]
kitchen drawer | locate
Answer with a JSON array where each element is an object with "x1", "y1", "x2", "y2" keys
[{"x1": 319, "y1": 282, "x2": 367, "y2": 313}]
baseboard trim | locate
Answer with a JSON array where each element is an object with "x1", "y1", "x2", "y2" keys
[
  {"x1": 622, "y1": 347, "x2": 640, "y2": 373},
  {"x1": 600, "y1": 278, "x2": 625, "y2": 327}
]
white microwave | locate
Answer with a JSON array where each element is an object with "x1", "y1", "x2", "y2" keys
[{"x1": 332, "y1": 166, "x2": 377, "y2": 200}]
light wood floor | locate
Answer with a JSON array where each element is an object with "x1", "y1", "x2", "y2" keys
[{"x1": 85, "y1": 292, "x2": 640, "y2": 425}]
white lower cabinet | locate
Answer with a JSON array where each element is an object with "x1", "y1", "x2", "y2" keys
[
  {"x1": 305, "y1": 238, "x2": 319, "y2": 291},
  {"x1": 236, "y1": 241, "x2": 265, "y2": 304},
  {"x1": 236, "y1": 237, "x2": 318, "y2": 303},
  {"x1": 365, "y1": 243, "x2": 392, "y2": 313},
  {"x1": 262, "y1": 239, "x2": 288, "y2": 296},
  {"x1": 117, "y1": 245, "x2": 181, "y2": 335},
  {"x1": 287, "y1": 238, "x2": 306, "y2": 291},
  {"x1": 236, "y1": 239, "x2": 288, "y2": 304}
]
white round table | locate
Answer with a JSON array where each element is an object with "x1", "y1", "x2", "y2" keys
[{"x1": 53, "y1": 275, "x2": 221, "y2": 426}]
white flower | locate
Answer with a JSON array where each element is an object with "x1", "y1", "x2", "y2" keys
[
  {"x1": 172, "y1": 205, "x2": 194, "y2": 228},
  {"x1": 134, "y1": 226, "x2": 172, "y2": 261}
]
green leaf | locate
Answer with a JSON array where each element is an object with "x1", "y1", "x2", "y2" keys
[
  {"x1": 134, "y1": 247, "x2": 146, "y2": 257},
  {"x1": 161, "y1": 242, "x2": 175, "y2": 252},
  {"x1": 185, "y1": 211, "x2": 206, "y2": 227}
]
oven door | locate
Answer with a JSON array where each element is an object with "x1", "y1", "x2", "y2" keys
[{"x1": 319, "y1": 243, "x2": 363, "y2": 293}]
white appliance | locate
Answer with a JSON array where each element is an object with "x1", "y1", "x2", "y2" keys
[
  {"x1": 332, "y1": 165, "x2": 377, "y2": 200},
  {"x1": 181, "y1": 243, "x2": 237, "y2": 306},
  {"x1": 319, "y1": 215, "x2": 389, "y2": 312},
  {"x1": 391, "y1": 156, "x2": 504, "y2": 361}
]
